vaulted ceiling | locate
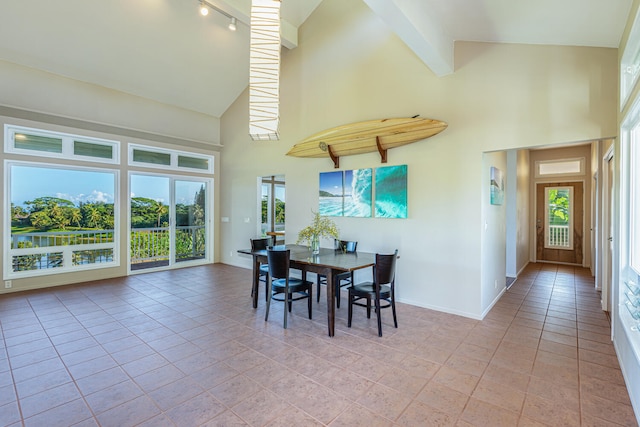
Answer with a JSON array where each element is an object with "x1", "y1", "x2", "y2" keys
[{"x1": 0, "y1": 0, "x2": 632, "y2": 118}]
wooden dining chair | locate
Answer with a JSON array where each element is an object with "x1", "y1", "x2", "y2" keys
[
  {"x1": 316, "y1": 239, "x2": 357, "y2": 308},
  {"x1": 250, "y1": 236, "x2": 274, "y2": 301},
  {"x1": 347, "y1": 250, "x2": 398, "y2": 337},
  {"x1": 265, "y1": 248, "x2": 313, "y2": 329}
]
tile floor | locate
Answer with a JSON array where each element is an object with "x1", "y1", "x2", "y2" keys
[{"x1": 0, "y1": 262, "x2": 637, "y2": 426}]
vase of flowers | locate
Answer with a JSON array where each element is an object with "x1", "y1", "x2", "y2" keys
[{"x1": 297, "y1": 211, "x2": 339, "y2": 254}]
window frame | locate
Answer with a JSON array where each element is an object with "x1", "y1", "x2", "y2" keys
[{"x1": 4, "y1": 160, "x2": 120, "y2": 280}]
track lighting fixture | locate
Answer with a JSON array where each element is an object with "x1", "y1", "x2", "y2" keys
[
  {"x1": 198, "y1": 1, "x2": 239, "y2": 32},
  {"x1": 199, "y1": 2, "x2": 209, "y2": 16}
]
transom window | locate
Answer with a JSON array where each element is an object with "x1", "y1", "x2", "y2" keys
[
  {"x1": 129, "y1": 144, "x2": 214, "y2": 173},
  {"x1": 536, "y1": 158, "x2": 584, "y2": 177},
  {"x1": 5, "y1": 125, "x2": 119, "y2": 164}
]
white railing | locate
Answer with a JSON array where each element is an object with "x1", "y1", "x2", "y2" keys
[
  {"x1": 130, "y1": 225, "x2": 206, "y2": 266},
  {"x1": 9, "y1": 225, "x2": 206, "y2": 273},
  {"x1": 548, "y1": 225, "x2": 570, "y2": 248}
]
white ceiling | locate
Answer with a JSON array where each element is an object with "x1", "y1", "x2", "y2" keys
[{"x1": 0, "y1": 0, "x2": 632, "y2": 118}]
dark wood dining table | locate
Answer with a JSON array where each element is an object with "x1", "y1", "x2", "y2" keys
[{"x1": 237, "y1": 244, "x2": 376, "y2": 336}]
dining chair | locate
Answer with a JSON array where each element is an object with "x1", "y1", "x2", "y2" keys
[
  {"x1": 250, "y1": 236, "x2": 274, "y2": 301},
  {"x1": 265, "y1": 248, "x2": 313, "y2": 328},
  {"x1": 316, "y1": 239, "x2": 357, "y2": 308},
  {"x1": 347, "y1": 250, "x2": 398, "y2": 337}
]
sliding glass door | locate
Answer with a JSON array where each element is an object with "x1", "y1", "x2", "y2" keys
[{"x1": 130, "y1": 174, "x2": 211, "y2": 271}]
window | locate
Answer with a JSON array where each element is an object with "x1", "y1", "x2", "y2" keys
[
  {"x1": 631, "y1": 127, "x2": 640, "y2": 274},
  {"x1": 5, "y1": 125, "x2": 119, "y2": 164},
  {"x1": 6, "y1": 162, "x2": 118, "y2": 278},
  {"x1": 622, "y1": 6, "x2": 640, "y2": 110},
  {"x1": 129, "y1": 144, "x2": 214, "y2": 173},
  {"x1": 544, "y1": 186, "x2": 573, "y2": 250},
  {"x1": 536, "y1": 158, "x2": 584, "y2": 177}
]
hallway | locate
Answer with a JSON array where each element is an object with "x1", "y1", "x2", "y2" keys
[{"x1": 0, "y1": 262, "x2": 636, "y2": 426}]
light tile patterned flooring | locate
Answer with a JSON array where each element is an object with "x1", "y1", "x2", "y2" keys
[{"x1": 0, "y1": 262, "x2": 637, "y2": 426}]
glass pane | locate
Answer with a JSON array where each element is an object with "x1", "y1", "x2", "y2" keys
[
  {"x1": 12, "y1": 252, "x2": 63, "y2": 272},
  {"x1": 178, "y1": 155, "x2": 209, "y2": 170},
  {"x1": 274, "y1": 184, "x2": 285, "y2": 232},
  {"x1": 10, "y1": 164, "x2": 115, "y2": 248},
  {"x1": 74, "y1": 141, "x2": 113, "y2": 159},
  {"x1": 175, "y1": 180, "x2": 207, "y2": 262},
  {"x1": 14, "y1": 133, "x2": 62, "y2": 153},
  {"x1": 539, "y1": 160, "x2": 582, "y2": 175},
  {"x1": 133, "y1": 149, "x2": 171, "y2": 165},
  {"x1": 130, "y1": 175, "x2": 170, "y2": 270},
  {"x1": 546, "y1": 187, "x2": 571, "y2": 248}
]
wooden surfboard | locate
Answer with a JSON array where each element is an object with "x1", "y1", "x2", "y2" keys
[{"x1": 286, "y1": 117, "x2": 447, "y2": 168}]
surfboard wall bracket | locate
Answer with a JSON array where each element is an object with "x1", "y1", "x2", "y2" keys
[
  {"x1": 376, "y1": 136, "x2": 388, "y2": 164},
  {"x1": 327, "y1": 145, "x2": 339, "y2": 169}
]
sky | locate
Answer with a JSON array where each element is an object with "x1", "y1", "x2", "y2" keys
[{"x1": 11, "y1": 165, "x2": 206, "y2": 207}]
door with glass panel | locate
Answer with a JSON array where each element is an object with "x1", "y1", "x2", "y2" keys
[
  {"x1": 536, "y1": 182, "x2": 584, "y2": 264},
  {"x1": 260, "y1": 175, "x2": 285, "y2": 244},
  {"x1": 130, "y1": 174, "x2": 210, "y2": 271}
]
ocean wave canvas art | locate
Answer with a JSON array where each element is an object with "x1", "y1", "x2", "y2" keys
[
  {"x1": 344, "y1": 169, "x2": 372, "y2": 217},
  {"x1": 319, "y1": 171, "x2": 343, "y2": 216},
  {"x1": 319, "y1": 169, "x2": 372, "y2": 217},
  {"x1": 375, "y1": 165, "x2": 407, "y2": 218}
]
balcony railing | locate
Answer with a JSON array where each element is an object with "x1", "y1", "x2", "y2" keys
[
  {"x1": 548, "y1": 224, "x2": 571, "y2": 248},
  {"x1": 130, "y1": 225, "x2": 206, "y2": 267},
  {"x1": 9, "y1": 225, "x2": 206, "y2": 273}
]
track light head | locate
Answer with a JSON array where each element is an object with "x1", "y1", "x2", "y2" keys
[
  {"x1": 228, "y1": 17, "x2": 237, "y2": 31},
  {"x1": 199, "y1": 2, "x2": 209, "y2": 16}
]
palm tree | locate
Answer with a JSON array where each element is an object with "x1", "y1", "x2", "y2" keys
[
  {"x1": 88, "y1": 207, "x2": 102, "y2": 228},
  {"x1": 70, "y1": 208, "x2": 82, "y2": 228},
  {"x1": 155, "y1": 201, "x2": 168, "y2": 228}
]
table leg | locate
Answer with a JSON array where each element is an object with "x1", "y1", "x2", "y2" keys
[
  {"x1": 252, "y1": 257, "x2": 260, "y2": 308},
  {"x1": 326, "y1": 268, "x2": 335, "y2": 337}
]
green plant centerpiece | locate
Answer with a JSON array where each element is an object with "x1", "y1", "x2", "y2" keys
[{"x1": 297, "y1": 211, "x2": 339, "y2": 254}]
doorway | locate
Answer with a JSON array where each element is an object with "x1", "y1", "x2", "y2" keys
[
  {"x1": 260, "y1": 175, "x2": 285, "y2": 244},
  {"x1": 536, "y1": 181, "x2": 584, "y2": 265},
  {"x1": 130, "y1": 174, "x2": 211, "y2": 271}
]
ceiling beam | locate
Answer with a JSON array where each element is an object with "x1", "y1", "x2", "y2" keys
[{"x1": 362, "y1": 0, "x2": 454, "y2": 77}]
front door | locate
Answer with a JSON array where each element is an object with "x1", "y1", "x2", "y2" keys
[{"x1": 536, "y1": 181, "x2": 584, "y2": 264}]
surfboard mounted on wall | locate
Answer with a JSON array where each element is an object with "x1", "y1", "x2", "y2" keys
[{"x1": 286, "y1": 116, "x2": 447, "y2": 168}]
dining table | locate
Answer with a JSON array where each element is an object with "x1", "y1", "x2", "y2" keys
[{"x1": 237, "y1": 244, "x2": 376, "y2": 337}]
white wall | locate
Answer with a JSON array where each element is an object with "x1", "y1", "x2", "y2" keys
[
  {"x1": 505, "y1": 149, "x2": 531, "y2": 279},
  {"x1": 220, "y1": 0, "x2": 618, "y2": 319},
  {"x1": 0, "y1": 59, "x2": 220, "y2": 145},
  {"x1": 481, "y1": 151, "x2": 507, "y2": 313}
]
